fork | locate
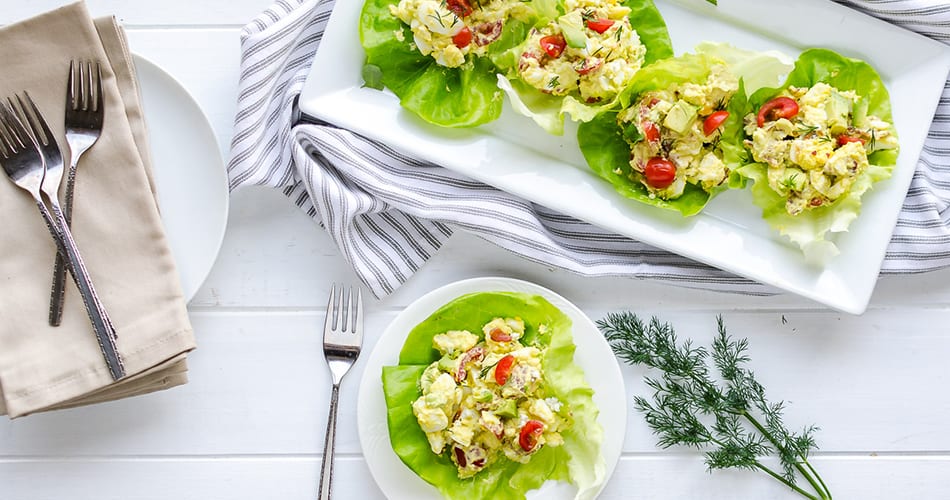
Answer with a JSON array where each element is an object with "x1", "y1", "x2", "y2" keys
[
  {"x1": 0, "y1": 95, "x2": 124, "y2": 381},
  {"x1": 49, "y1": 60, "x2": 104, "y2": 326},
  {"x1": 318, "y1": 284, "x2": 363, "y2": 500}
]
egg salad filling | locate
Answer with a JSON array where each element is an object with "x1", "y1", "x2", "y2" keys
[
  {"x1": 517, "y1": 0, "x2": 645, "y2": 103},
  {"x1": 390, "y1": 0, "x2": 532, "y2": 68},
  {"x1": 744, "y1": 82, "x2": 898, "y2": 216},
  {"x1": 615, "y1": 63, "x2": 739, "y2": 199},
  {"x1": 411, "y1": 317, "x2": 569, "y2": 478}
]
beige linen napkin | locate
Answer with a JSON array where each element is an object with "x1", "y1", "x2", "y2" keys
[{"x1": 0, "y1": 1, "x2": 196, "y2": 418}]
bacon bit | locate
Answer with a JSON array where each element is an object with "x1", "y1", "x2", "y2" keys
[
  {"x1": 446, "y1": 0, "x2": 473, "y2": 17},
  {"x1": 810, "y1": 197, "x2": 824, "y2": 207},
  {"x1": 455, "y1": 346, "x2": 485, "y2": 382},
  {"x1": 574, "y1": 58, "x2": 603, "y2": 76},
  {"x1": 454, "y1": 447, "x2": 467, "y2": 467},
  {"x1": 474, "y1": 21, "x2": 502, "y2": 46},
  {"x1": 489, "y1": 328, "x2": 511, "y2": 342}
]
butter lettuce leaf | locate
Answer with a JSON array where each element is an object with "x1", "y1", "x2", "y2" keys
[
  {"x1": 577, "y1": 44, "x2": 792, "y2": 216},
  {"x1": 738, "y1": 48, "x2": 899, "y2": 263},
  {"x1": 382, "y1": 292, "x2": 605, "y2": 500},
  {"x1": 497, "y1": 0, "x2": 674, "y2": 135},
  {"x1": 359, "y1": 0, "x2": 531, "y2": 127}
]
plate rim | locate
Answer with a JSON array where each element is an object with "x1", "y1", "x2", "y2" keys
[
  {"x1": 299, "y1": 0, "x2": 950, "y2": 314},
  {"x1": 355, "y1": 276, "x2": 627, "y2": 499},
  {"x1": 132, "y1": 52, "x2": 229, "y2": 302}
]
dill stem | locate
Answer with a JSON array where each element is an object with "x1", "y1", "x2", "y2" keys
[
  {"x1": 753, "y1": 462, "x2": 821, "y2": 500},
  {"x1": 744, "y1": 412, "x2": 829, "y2": 499},
  {"x1": 806, "y1": 460, "x2": 832, "y2": 500},
  {"x1": 704, "y1": 433, "x2": 818, "y2": 500}
]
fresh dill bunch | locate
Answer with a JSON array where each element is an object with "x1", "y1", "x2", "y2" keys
[{"x1": 597, "y1": 312, "x2": 831, "y2": 500}]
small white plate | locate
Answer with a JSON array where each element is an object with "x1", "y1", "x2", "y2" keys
[
  {"x1": 356, "y1": 277, "x2": 627, "y2": 499},
  {"x1": 300, "y1": 0, "x2": 950, "y2": 314},
  {"x1": 134, "y1": 55, "x2": 229, "y2": 301}
]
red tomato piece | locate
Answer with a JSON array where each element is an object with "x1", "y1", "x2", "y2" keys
[
  {"x1": 446, "y1": 0, "x2": 473, "y2": 17},
  {"x1": 756, "y1": 96, "x2": 799, "y2": 127},
  {"x1": 519, "y1": 420, "x2": 545, "y2": 452},
  {"x1": 489, "y1": 327, "x2": 512, "y2": 342},
  {"x1": 703, "y1": 110, "x2": 730, "y2": 136},
  {"x1": 452, "y1": 27, "x2": 472, "y2": 48},
  {"x1": 837, "y1": 135, "x2": 866, "y2": 146},
  {"x1": 643, "y1": 121, "x2": 660, "y2": 142},
  {"x1": 494, "y1": 354, "x2": 515, "y2": 385},
  {"x1": 644, "y1": 157, "x2": 676, "y2": 189},
  {"x1": 586, "y1": 18, "x2": 614, "y2": 34},
  {"x1": 539, "y1": 34, "x2": 566, "y2": 58}
]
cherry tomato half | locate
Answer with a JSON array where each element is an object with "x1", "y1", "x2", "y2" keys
[
  {"x1": 494, "y1": 354, "x2": 515, "y2": 385},
  {"x1": 586, "y1": 18, "x2": 614, "y2": 34},
  {"x1": 489, "y1": 327, "x2": 512, "y2": 342},
  {"x1": 519, "y1": 420, "x2": 545, "y2": 452},
  {"x1": 644, "y1": 157, "x2": 676, "y2": 189},
  {"x1": 756, "y1": 96, "x2": 799, "y2": 127},
  {"x1": 539, "y1": 34, "x2": 566, "y2": 58},
  {"x1": 703, "y1": 110, "x2": 729, "y2": 136},
  {"x1": 446, "y1": 0, "x2": 473, "y2": 17},
  {"x1": 452, "y1": 27, "x2": 472, "y2": 48},
  {"x1": 837, "y1": 135, "x2": 866, "y2": 146},
  {"x1": 643, "y1": 121, "x2": 660, "y2": 142}
]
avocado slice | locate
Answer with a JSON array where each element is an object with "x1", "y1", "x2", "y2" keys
[
  {"x1": 495, "y1": 399, "x2": 518, "y2": 418},
  {"x1": 663, "y1": 100, "x2": 698, "y2": 135},
  {"x1": 825, "y1": 90, "x2": 853, "y2": 134},
  {"x1": 557, "y1": 13, "x2": 587, "y2": 49}
]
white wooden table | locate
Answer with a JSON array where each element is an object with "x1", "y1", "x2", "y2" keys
[{"x1": 3, "y1": 1, "x2": 950, "y2": 498}]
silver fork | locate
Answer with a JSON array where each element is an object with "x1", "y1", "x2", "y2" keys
[
  {"x1": 0, "y1": 95, "x2": 124, "y2": 381},
  {"x1": 49, "y1": 60, "x2": 104, "y2": 326},
  {"x1": 318, "y1": 284, "x2": 363, "y2": 500}
]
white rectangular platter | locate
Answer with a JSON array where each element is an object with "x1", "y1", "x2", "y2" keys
[{"x1": 300, "y1": 0, "x2": 950, "y2": 314}]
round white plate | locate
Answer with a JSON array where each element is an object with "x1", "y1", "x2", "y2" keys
[
  {"x1": 133, "y1": 54, "x2": 229, "y2": 301},
  {"x1": 357, "y1": 277, "x2": 626, "y2": 499}
]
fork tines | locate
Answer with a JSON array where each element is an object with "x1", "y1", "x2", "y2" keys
[
  {"x1": 324, "y1": 284, "x2": 363, "y2": 341},
  {"x1": 67, "y1": 60, "x2": 103, "y2": 123}
]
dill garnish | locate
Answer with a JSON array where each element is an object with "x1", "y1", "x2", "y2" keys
[{"x1": 598, "y1": 313, "x2": 832, "y2": 500}]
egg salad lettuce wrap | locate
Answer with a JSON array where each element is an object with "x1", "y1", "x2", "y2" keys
[
  {"x1": 496, "y1": 0, "x2": 673, "y2": 135},
  {"x1": 381, "y1": 292, "x2": 604, "y2": 500},
  {"x1": 577, "y1": 43, "x2": 794, "y2": 216},
  {"x1": 736, "y1": 48, "x2": 899, "y2": 263},
  {"x1": 359, "y1": 0, "x2": 537, "y2": 127}
]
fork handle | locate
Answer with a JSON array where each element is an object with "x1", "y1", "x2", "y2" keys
[
  {"x1": 48, "y1": 159, "x2": 79, "y2": 326},
  {"x1": 318, "y1": 384, "x2": 341, "y2": 500},
  {"x1": 37, "y1": 200, "x2": 126, "y2": 381}
]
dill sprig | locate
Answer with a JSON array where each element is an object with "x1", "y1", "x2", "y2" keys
[{"x1": 597, "y1": 313, "x2": 832, "y2": 500}]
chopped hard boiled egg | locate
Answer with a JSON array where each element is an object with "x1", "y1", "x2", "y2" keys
[
  {"x1": 411, "y1": 317, "x2": 568, "y2": 478},
  {"x1": 616, "y1": 63, "x2": 740, "y2": 199},
  {"x1": 517, "y1": 0, "x2": 644, "y2": 103},
  {"x1": 390, "y1": 0, "x2": 531, "y2": 68},
  {"x1": 745, "y1": 82, "x2": 898, "y2": 215}
]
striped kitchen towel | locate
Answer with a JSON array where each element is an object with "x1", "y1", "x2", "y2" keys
[{"x1": 227, "y1": 0, "x2": 950, "y2": 298}]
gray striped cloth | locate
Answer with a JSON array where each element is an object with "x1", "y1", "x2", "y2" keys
[{"x1": 227, "y1": 0, "x2": 950, "y2": 298}]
